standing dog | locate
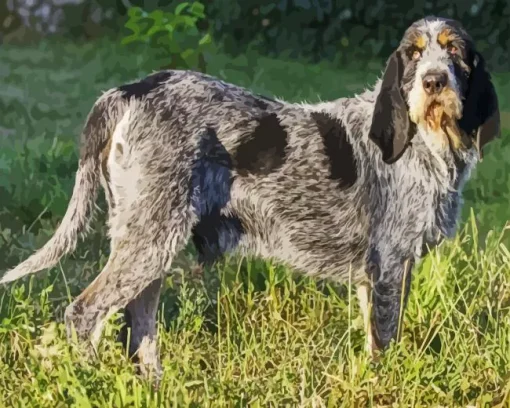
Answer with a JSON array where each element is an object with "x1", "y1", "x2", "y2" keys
[{"x1": 1, "y1": 16, "x2": 500, "y2": 379}]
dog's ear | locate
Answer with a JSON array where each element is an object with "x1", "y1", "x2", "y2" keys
[
  {"x1": 369, "y1": 50, "x2": 415, "y2": 164},
  {"x1": 459, "y1": 51, "x2": 500, "y2": 160}
]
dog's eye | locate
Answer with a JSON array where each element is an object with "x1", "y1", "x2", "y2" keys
[
  {"x1": 412, "y1": 50, "x2": 422, "y2": 60},
  {"x1": 447, "y1": 45, "x2": 458, "y2": 55}
]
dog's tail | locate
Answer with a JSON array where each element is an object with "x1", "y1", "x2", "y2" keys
[{"x1": 1, "y1": 90, "x2": 122, "y2": 285}]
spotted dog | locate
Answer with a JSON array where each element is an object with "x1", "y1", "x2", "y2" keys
[{"x1": 1, "y1": 16, "x2": 500, "y2": 379}]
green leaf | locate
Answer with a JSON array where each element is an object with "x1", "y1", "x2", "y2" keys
[
  {"x1": 198, "y1": 33, "x2": 212, "y2": 46},
  {"x1": 147, "y1": 9, "x2": 165, "y2": 28},
  {"x1": 190, "y1": 2, "x2": 206, "y2": 18},
  {"x1": 180, "y1": 15, "x2": 198, "y2": 28},
  {"x1": 121, "y1": 35, "x2": 139, "y2": 45},
  {"x1": 175, "y1": 2, "x2": 190, "y2": 15},
  {"x1": 146, "y1": 24, "x2": 167, "y2": 38},
  {"x1": 164, "y1": 23, "x2": 175, "y2": 36},
  {"x1": 181, "y1": 48, "x2": 195, "y2": 60}
]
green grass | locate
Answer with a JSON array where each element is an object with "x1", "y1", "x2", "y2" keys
[{"x1": 1, "y1": 38, "x2": 510, "y2": 407}]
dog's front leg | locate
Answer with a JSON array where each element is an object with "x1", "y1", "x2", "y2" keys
[{"x1": 368, "y1": 250, "x2": 414, "y2": 352}]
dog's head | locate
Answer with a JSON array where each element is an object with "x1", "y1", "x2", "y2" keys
[{"x1": 369, "y1": 16, "x2": 500, "y2": 164}]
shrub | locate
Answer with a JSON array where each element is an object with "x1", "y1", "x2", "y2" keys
[
  {"x1": 203, "y1": 0, "x2": 510, "y2": 69},
  {"x1": 3, "y1": 0, "x2": 509, "y2": 69},
  {"x1": 122, "y1": 2, "x2": 213, "y2": 72}
]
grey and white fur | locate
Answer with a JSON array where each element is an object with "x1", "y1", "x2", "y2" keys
[{"x1": 0, "y1": 16, "x2": 501, "y2": 379}]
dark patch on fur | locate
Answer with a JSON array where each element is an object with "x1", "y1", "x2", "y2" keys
[
  {"x1": 188, "y1": 127, "x2": 233, "y2": 216},
  {"x1": 233, "y1": 113, "x2": 288, "y2": 176},
  {"x1": 119, "y1": 71, "x2": 173, "y2": 100},
  {"x1": 311, "y1": 111, "x2": 357, "y2": 189},
  {"x1": 201, "y1": 127, "x2": 233, "y2": 168},
  {"x1": 192, "y1": 213, "x2": 245, "y2": 264}
]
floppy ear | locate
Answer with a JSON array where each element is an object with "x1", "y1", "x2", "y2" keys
[
  {"x1": 369, "y1": 50, "x2": 415, "y2": 164},
  {"x1": 458, "y1": 51, "x2": 500, "y2": 160}
]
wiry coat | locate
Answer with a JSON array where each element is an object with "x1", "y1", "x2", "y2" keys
[{"x1": 1, "y1": 16, "x2": 500, "y2": 379}]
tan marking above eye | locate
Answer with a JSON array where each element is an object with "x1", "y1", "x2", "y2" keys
[
  {"x1": 438, "y1": 29, "x2": 455, "y2": 46},
  {"x1": 414, "y1": 35, "x2": 427, "y2": 49}
]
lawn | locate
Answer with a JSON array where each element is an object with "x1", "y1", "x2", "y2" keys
[{"x1": 0, "y1": 38, "x2": 510, "y2": 407}]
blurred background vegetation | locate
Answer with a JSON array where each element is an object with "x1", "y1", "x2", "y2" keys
[{"x1": 2, "y1": 0, "x2": 509, "y2": 69}]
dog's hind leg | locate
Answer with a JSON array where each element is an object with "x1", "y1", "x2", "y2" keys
[
  {"x1": 64, "y1": 190, "x2": 196, "y2": 381},
  {"x1": 118, "y1": 278, "x2": 163, "y2": 379}
]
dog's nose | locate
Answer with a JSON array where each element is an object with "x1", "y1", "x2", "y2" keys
[{"x1": 422, "y1": 72, "x2": 448, "y2": 95}]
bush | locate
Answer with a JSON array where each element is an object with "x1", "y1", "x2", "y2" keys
[
  {"x1": 203, "y1": 0, "x2": 510, "y2": 69},
  {"x1": 122, "y1": 2, "x2": 213, "y2": 72},
  {"x1": 3, "y1": 0, "x2": 509, "y2": 69}
]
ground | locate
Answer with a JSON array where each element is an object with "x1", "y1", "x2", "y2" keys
[{"x1": 0, "y1": 39, "x2": 509, "y2": 407}]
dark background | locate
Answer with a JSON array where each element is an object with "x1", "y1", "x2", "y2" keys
[{"x1": 2, "y1": 0, "x2": 509, "y2": 69}]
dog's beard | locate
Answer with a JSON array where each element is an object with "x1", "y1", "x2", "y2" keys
[{"x1": 415, "y1": 88, "x2": 464, "y2": 149}]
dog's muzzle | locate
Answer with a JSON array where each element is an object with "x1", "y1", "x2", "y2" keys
[{"x1": 419, "y1": 69, "x2": 464, "y2": 149}]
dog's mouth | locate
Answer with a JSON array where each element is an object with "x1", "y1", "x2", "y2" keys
[{"x1": 422, "y1": 90, "x2": 464, "y2": 149}]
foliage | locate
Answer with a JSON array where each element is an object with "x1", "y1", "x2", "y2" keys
[
  {"x1": 203, "y1": 0, "x2": 510, "y2": 68},
  {"x1": 3, "y1": 1, "x2": 509, "y2": 68},
  {"x1": 122, "y1": 2, "x2": 213, "y2": 72},
  {"x1": 0, "y1": 38, "x2": 510, "y2": 407}
]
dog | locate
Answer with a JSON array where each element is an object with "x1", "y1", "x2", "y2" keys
[{"x1": 1, "y1": 16, "x2": 500, "y2": 380}]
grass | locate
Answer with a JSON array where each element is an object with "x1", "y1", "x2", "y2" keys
[{"x1": 0, "y1": 38, "x2": 510, "y2": 407}]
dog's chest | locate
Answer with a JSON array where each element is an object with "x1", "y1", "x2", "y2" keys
[
  {"x1": 372, "y1": 154, "x2": 463, "y2": 248},
  {"x1": 421, "y1": 163, "x2": 467, "y2": 248}
]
